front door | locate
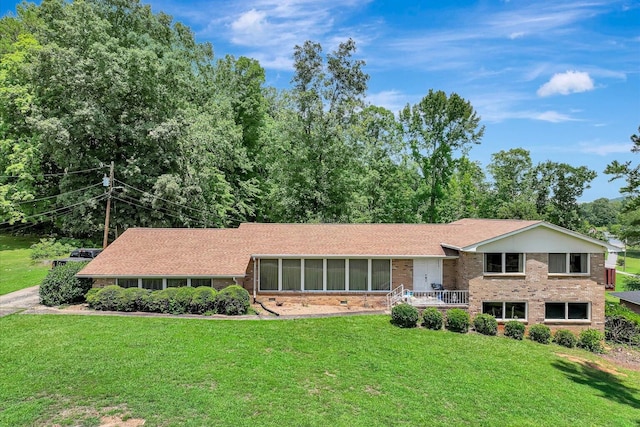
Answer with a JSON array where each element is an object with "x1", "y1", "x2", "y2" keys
[{"x1": 413, "y1": 258, "x2": 442, "y2": 292}]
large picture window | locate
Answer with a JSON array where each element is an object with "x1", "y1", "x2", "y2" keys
[
  {"x1": 545, "y1": 302, "x2": 589, "y2": 320},
  {"x1": 371, "y1": 259, "x2": 391, "y2": 291},
  {"x1": 482, "y1": 301, "x2": 527, "y2": 320},
  {"x1": 484, "y1": 253, "x2": 524, "y2": 274},
  {"x1": 167, "y1": 278, "x2": 187, "y2": 288},
  {"x1": 304, "y1": 259, "x2": 323, "y2": 291},
  {"x1": 327, "y1": 259, "x2": 345, "y2": 291},
  {"x1": 260, "y1": 259, "x2": 278, "y2": 291},
  {"x1": 349, "y1": 259, "x2": 368, "y2": 291},
  {"x1": 282, "y1": 259, "x2": 301, "y2": 291},
  {"x1": 118, "y1": 278, "x2": 138, "y2": 288},
  {"x1": 141, "y1": 278, "x2": 163, "y2": 290},
  {"x1": 190, "y1": 278, "x2": 211, "y2": 287},
  {"x1": 548, "y1": 253, "x2": 588, "y2": 274}
]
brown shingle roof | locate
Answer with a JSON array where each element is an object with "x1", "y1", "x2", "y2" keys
[{"x1": 78, "y1": 219, "x2": 544, "y2": 278}]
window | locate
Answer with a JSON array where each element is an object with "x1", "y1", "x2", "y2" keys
[
  {"x1": 190, "y1": 278, "x2": 211, "y2": 287},
  {"x1": 548, "y1": 253, "x2": 588, "y2": 274},
  {"x1": 167, "y1": 279, "x2": 187, "y2": 288},
  {"x1": 282, "y1": 259, "x2": 301, "y2": 291},
  {"x1": 304, "y1": 259, "x2": 323, "y2": 291},
  {"x1": 545, "y1": 302, "x2": 589, "y2": 320},
  {"x1": 482, "y1": 302, "x2": 527, "y2": 320},
  {"x1": 260, "y1": 259, "x2": 278, "y2": 291},
  {"x1": 371, "y1": 259, "x2": 391, "y2": 291},
  {"x1": 349, "y1": 259, "x2": 368, "y2": 291},
  {"x1": 484, "y1": 253, "x2": 524, "y2": 274},
  {"x1": 327, "y1": 259, "x2": 345, "y2": 291},
  {"x1": 118, "y1": 278, "x2": 138, "y2": 288},
  {"x1": 141, "y1": 278, "x2": 163, "y2": 290}
]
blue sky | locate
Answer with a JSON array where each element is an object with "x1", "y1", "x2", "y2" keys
[{"x1": 3, "y1": 0, "x2": 639, "y2": 201}]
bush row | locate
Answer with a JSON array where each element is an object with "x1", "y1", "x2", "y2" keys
[
  {"x1": 390, "y1": 305, "x2": 604, "y2": 352},
  {"x1": 86, "y1": 285, "x2": 250, "y2": 315}
]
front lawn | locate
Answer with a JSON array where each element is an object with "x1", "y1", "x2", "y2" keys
[
  {"x1": 0, "y1": 234, "x2": 49, "y2": 295},
  {"x1": 618, "y1": 249, "x2": 640, "y2": 275},
  {"x1": 1, "y1": 315, "x2": 638, "y2": 426}
]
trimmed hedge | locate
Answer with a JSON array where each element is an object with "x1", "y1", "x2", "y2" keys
[
  {"x1": 87, "y1": 284, "x2": 248, "y2": 316},
  {"x1": 445, "y1": 309, "x2": 470, "y2": 333},
  {"x1": 422, "y1": 307, "x2": 443, "y2": 330},
  {"x1": 391, "y1": 303, "x2": 419, "y2": 328},
  {"x1": 528, "y1": 324, "x2": 552, "y2": 344},
  {"x1": 504, "y1": 320, "x2": 525, "y2": 340},
  {"x1": 553, "y1": 329, "x2": 577, "y2": 348},
  {"x1": 39, "y1": 262, "x2": 92, "y2": 306},
  {"x1": 473, "y1": 313, "x2": 498, "y2": 336}
]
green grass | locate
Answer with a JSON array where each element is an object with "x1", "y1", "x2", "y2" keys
[
  {"x1": 618, "y1": 249, "x2": 640, "y2": 275},
  {"x1": 0, "y1": 234, "x2": 49, "y2": 295},
  {"x1": 1, "y1": 315, "x2": 639, "y2": 426}
]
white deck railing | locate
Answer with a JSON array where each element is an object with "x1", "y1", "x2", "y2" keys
[
  {"x1": 404, "y1": 290, "x2": 468, "y2": 306},
  {"x1": 387, "y1": 284, "x2": 404, "y2": 308}
]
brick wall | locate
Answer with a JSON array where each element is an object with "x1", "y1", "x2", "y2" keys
[
  {"x1": 466, "y1": 252, "x2": 605, "y2": 332},
  {"x1": 92, "y1": 278, "x2": 115, "y2": 288},
  {"x1": 392, "y1": 259, "x2": 413, "y2": 290},
  {"x1": 443, "y1": 258, "x2": 458, "y2": 290}
]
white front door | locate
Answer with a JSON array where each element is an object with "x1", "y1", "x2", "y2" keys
[{"x1": 413, "y1": 258, "x2": 442, "y2": 292}]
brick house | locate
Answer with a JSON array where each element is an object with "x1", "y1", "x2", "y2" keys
[{"x1": 77, "y1": 218, "x2": 614, "y2": 331}]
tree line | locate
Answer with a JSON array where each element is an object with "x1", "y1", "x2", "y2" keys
[{"x1": 0, "y1": 0, "x2": 634, "y2": 241}]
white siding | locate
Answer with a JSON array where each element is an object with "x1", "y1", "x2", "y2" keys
[{"x1": 476, "y1": 227, "x2": 605, "y2": 253}]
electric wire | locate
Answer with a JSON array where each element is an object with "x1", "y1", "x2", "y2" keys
[
  {"x1": 0, "y1": 166, "x2": 106, "y2": 179},
  {"x1": 0, "y1": 194, "x2": 107, "y2": 227},
  {"x1": 111, "y1": 195, "x2": 208, "y2": 226},
  {"x1": 12, "y1": 183, "x2": 103, "y2": 204}
]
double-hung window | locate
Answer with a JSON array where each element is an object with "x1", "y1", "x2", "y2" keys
[
  {"x1": 484, "y1": 253, "x2": 524, "y2": 274},
  {"x1": 548, "y1": 253, "x2": 588, "y2": 274}
]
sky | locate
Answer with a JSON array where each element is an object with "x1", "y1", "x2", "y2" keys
[{"x1": 2, "y1": 0, "x2": 639, "y2": 201}]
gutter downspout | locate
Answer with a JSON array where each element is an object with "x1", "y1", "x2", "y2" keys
[{"x1": 252, "y1": 257, "x2": 257, "y2": 301}]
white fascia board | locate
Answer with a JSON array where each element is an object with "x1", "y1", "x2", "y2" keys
[
  {"x1": 250, "y1": 254, "x2": 456, "y2": 258},
  {"x1": 76, "y1": 273, "x2": 246, "y2": 278}
]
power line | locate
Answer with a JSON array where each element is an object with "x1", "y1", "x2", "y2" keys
[
  {"x1": 12, "y1": 183, "x2": 103, "y2": 204},
  {"x1": 0, "y1": 193, "x2": 106, "y2": 226},
  {"x1": 114, "y1": 179, "x2": 207, "y2": 215},
  {"x1": 111, "y1": 195, "x2": 208, "y2": 226},
  {"x1": 114, "y1": 192, "x2": 209, "y2": 226},
  {"x1": 0, "y1": 166, "x2": 106, "y2": 179}
]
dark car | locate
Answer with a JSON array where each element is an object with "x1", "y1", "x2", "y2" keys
[{"x1": 52, "y1": 248, "x2": 103, "y2": 268}]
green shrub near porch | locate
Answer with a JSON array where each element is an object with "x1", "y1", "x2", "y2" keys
[
  {"x1": 445, "y1": 308, "x2": 470, "y2": 333},
  {"x1": 391, "y1": 303, "x2": 419, "y2": 328}
]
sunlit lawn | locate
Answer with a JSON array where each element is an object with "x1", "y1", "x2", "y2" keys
[
  {"x1": 1, "y1": 315, "x2": 639, "y2": 426},
  {"x1": 0, "y1": 234, "x2": 49, "y2": 295}
]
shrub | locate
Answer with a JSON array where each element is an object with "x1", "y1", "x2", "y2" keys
[
  {"x1": 88, "y1": 285, "x2": 125, "y2": 311},
  {"x1": 504, "y1": 320, "x2": 525, "y2": 340},
  {"x1": 170, "y1": 286, "x2": 196, "y2": 314},
  {"x1": 391, "y1": 303, "x2": 419, "y2": 328},
  {"x1": 578, "y1": 329, "x2": 604, "y2": 353},
  {"x1": 553, "y1": 329, "x2": 577, "y2": 348},
  {"x1": 473, "y1": 313, "x2": 498, "y2": 336},
  {"x1": 445, "y1": 309, "x2": 470, "y2": 333},
  {"x1": 422, "y1": 307, "x2": 443, "y2": 330},
  {"x1": 214, "y1": 285, "x2": 251, "y2": 315},
  {"x1": 39, "y1": 262, "x2": 92, "y2": 306},
  {"x1": 30, "y1": 238, "x2": 76, "y2": 261},
  {"x1": 147, "y1": 288, "x2": 179, "y2": 313},
  {"x1": 528, "y1": 324, "x2": 552, "y2": 344},
  {"x1": 190, "y1": 287, "x2": 217, "y2": 314},
  {"x1": 624, "y1": 276, "x2": 640, "y2": 291},
  {"x1": 121, "y1": 288, "x2": 150, "y2": 312}
]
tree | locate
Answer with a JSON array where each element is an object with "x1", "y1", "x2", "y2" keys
[
  {"x1": 606, "y1": 126, "x2": 640, "y2": 210},
  {"x1": 265, "y1": 39, "x2": 369, "y2": 222},
  {"x1": 486, "y1": 148, "x2": 538, "y2": 219},
  {"x1": 400, "y1": 90, "x2": 484, "y2": 223}
]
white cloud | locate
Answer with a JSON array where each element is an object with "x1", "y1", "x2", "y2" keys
[
  {"x1": 534, "y1": 110, "x2": 580, "y2": 122},
  {"x1": 509, "y1": 31, "x2": 525, "y2": 39},
  {"x1": 579, "y1": 142, "x2": 633, "y2": 156},
  {"x1": 231, "y1": 9, "x2": 267, "y2": 34},
  {"x1": 537, "y1": 70, "x2": 595, "y2": 97},
  {"x1": 366, "y1": 90, "x2": 408, "y2": 113}
]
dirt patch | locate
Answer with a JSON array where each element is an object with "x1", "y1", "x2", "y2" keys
[
  {"x1": 556, "y1": 353, "x2": 625, "y2": 376},
  {"x1": 252, "y1": 302, "x2": 384, "y2": 316},
  {"x1": 600, "y1": 346, "x2": 640, "y2": 372},
  {"x1": 99, "y1": 415, "x2": 145, "y2": 426}
]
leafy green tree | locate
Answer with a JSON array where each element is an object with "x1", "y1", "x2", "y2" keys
[
  {"x1": 606, "y1": 126, "x2": 640, "y2": 211},
  {"x1": 437, "y1": 157, "x2": 489, "y2": 222},
  {"x1": 400, "y1": 90, "x2": 484, "y2": 223},
  {"x1": 486, "y1": 148, "x2": 538, "y2": 219}
]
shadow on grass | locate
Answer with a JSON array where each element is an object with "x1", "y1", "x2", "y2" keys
[{"x1": 552, "y1": 359, "x2": 640, "y2": 410}]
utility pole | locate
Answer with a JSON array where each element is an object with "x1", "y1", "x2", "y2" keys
[{"x1": 102, "y1": 161, "x2": 114, "y2": 248}]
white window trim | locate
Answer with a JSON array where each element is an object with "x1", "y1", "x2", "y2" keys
[
  {"x1": 482, "y1": 301, "x2": 528, "y2": 321},
  {"x1": 544, "y1": 302, "x2": 591, "y2": 322},
  {"x1": 548, "y1": 253, "x2": 590, "y2": 276},
  {"x1": 483, "y1": 253, "x2": 526, "y2": 276},
  {"x1": 258, "y1": 258, "x2": 392, "y2": 292}
]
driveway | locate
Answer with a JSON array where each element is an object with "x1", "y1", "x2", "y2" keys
[{"x1": 0, "y1": 286, "x2": 40, "y2": 317}]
